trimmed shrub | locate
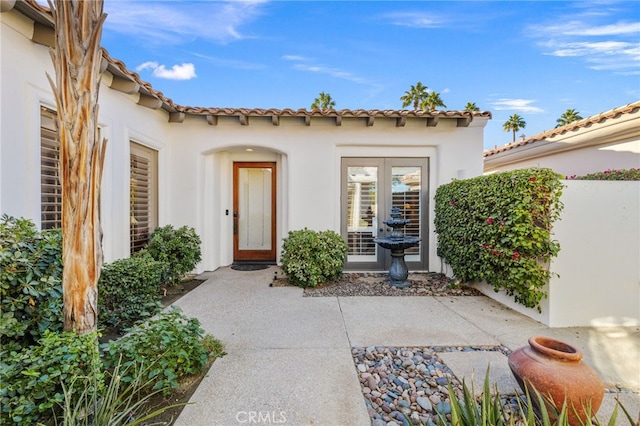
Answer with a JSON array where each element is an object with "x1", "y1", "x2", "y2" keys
[
  {"x1": 434, "y1": 168, "x2": 564, "y2": 310},
  {"x1": 568, "y1": 167, "x2": 640, "y2": 181},
  {"x1": 0, "y1": 215, "x2": 63, "y2": 352},
  {"x1": 144, "y1": 225, "x2": 202, "y2": 285},
  {"x1": 98, "y1": 253, "x2": 166, "y2": 332},
  {"x1": 0, "y1": 330, "x2": 102, "y2": 425},
  {"x1": 101, "y1": 307, "x2": 220, "y2": 395},
  {"x1": 280, "y1": 228, "x2": 348, "y2": 288}
]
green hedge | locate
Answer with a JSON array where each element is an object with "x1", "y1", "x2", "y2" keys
[
  {"x1": 280, "y1": 228, "x2": 348, "y2": 287},
  {"x1": 569, "y1": 167, "x2": 640, "y2": 181},
  {"x1": 434, "y1": 168, "x2": 564, "y2": 310},
  {"x1": 98, "y1": 253, "x2": 166, "y2": 332},
  {"x1": 144, "y1": 225, "x2": 202, "y2": 285},
  {"x1": 0, "y1": 215, "x2": 63, "y2": 352}
]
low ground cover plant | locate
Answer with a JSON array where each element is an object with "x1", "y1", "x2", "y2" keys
[
  {"x1": 280, "y1": 228, "x2": 348, "y2": 287},
  {"x1": 0, "y1": 330, "x2": 102, "y2": 425},
  {"x1": 143, "y1": 225, "x2": 202, "y2": 285},
  {"x1": 1, "y1": 308, "x2": 223, "y2": 424},
  {"x1": 434, "y1": 168, "x2": 564, "y2": 310},
  {"x1": 101, "y1": 307, "x2": 224, "y2": 395},
  {"x1": 1, "y1": 216, "x2": 218, "y2": 424}
]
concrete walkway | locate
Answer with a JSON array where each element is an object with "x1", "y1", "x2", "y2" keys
[{"x1": 173, "y1": 266, "x2": 639, "y2": 426}]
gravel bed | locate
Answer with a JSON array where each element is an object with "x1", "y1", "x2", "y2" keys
[
  {"x1": 271, "y1": 270, "x2": 637, "y2": 422},
  {"x1": 352, "y1": 345, "x2": 522, "y2": 426},
  {"x1": 290, "y1": 272, "x2": 482, "y2": 297}
]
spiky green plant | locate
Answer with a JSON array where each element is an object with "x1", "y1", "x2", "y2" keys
[
  {"x1": 421, "y1": 367, "x2": 638, "y2": 426},
  {"x1": 57, "y1": 359, "x2": 185, "y2": 425}
]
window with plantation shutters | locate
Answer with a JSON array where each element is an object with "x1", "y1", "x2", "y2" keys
[
  {"x1": 41, "y1": 107, "x2": 61, "y2": 229},
  {"x1": 130, "y1": 143, "x2": 158, "y2": 254}
]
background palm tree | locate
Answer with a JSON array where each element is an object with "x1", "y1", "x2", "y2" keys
[
  {"x1": 556, "y1": 109, "x2": 583, "y2": 127},
  {"x1": 503, "y1": 114, "x2": 526, "y2": 142},
  {"x1": 420, "y1": 91, "x2": 446, "y2": 111},
  {"x1": 400, "y1": 82, "x2": 428, "y2": 109},
  {"x1": 464, "y1": 102, "x2": 479, "y2": 111},
  {"x1": 310, "y1": 92, "x2": 336, "y2": 110}
]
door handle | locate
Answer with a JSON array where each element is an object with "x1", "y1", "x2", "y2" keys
[{"x1": 233, "y1": 211, "x2": 238, "y2": 235}]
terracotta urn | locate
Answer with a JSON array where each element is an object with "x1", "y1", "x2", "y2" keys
[{"x1": 508, "y1": 336, "x2": 605, "y2": 425}]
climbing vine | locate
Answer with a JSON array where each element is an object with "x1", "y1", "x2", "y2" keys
[{"x1": 434, "y1": 168, "x2": 564, "y2": 310}]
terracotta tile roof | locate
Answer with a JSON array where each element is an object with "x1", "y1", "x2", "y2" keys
[
  {"x1": 16, "y1": 0, "x2": 491, "y2": 122},
  {"x1": 178, "y1": 106, "x2": 490, "y2": 120},
  {"x1": 483, "y1": 101, "x2": 640, "y2": 158}
]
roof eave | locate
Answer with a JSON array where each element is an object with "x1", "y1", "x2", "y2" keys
[{"x1": 484, "y1": 111, "x2": 640, "y2": 171}]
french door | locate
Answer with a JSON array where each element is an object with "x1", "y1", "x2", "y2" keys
[
  {"x1": 233, "y1": 162, "x2": 276, "y2": 262},
  {"x1": 341, "y1": 158, "x2": 429, "y2": 271}
]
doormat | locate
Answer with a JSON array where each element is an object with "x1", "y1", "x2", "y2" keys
[{"x1": 231, "y1": 263, "x2": 270, "y2": 271}]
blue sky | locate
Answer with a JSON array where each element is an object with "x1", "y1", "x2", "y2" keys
[{"x1": 97, "y1": 0, "x2": 639, "y2": 150}]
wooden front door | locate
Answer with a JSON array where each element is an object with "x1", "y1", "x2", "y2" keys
[{"x1": 233, "y1": 162, "x2": 276, "y2": 262}]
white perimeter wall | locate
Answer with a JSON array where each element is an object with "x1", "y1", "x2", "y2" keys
[
  {"x1": 484, "y1": 140, "x2": 640, "y2": 178},
  {"x1": 474, "y1": 181, "x2": 640, "y2": 327}
]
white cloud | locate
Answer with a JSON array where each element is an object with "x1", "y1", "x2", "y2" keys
[
  {"x1": 546, "y1": 40, "x2": 633, "y2": 57},
  {"x1": 491, "y1": 99, "x2": 544, "y2": 113},
  {"x1": 136, "y1": 61, "x2": 159, "y2": 72},
  {"x1": 283, "y1": 55, "x2": 375, "y2": 86},
  {"x1": 136, "y1": 62, "x2": 197, "y2": 80},
  {"x1": 191, "y1": 52, "x2": 265, "y2": 70},
  {"x1": 527, "y1": 11, "x2": 640, "y2": 74},
  {"x1": 535, "y1": 20, "x2": 640, "y2": 37},
  {"x1": 282, "y1": 55, "x2": 308, "y2": 61},
  {"x1": 563, "y1": 21, "x2": 640, "y2": 37},
  {"x1": 104, "y1": 0, "x2": 266, "y2": 45},
  {"x1": 293, "y1": 63, "x2": 367, "y2": 84},
  {"x1": 383, "y1": 12, "x2": 445, "y2": 28}
]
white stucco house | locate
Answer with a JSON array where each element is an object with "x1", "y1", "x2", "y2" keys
[
  {"x1": 1, "y1": 0, "x2": 491, "y2": 274},
  {"x1": 484, "y1": 101, "x2": 640, "y2": 176}
]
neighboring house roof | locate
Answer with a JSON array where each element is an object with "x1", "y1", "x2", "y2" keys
[
  {"x1": 10, "y1": 0, "x2": 491, "y2": 127},
  {"x1": 484, "y1": 101, "x2": 640, "y2": 158}
]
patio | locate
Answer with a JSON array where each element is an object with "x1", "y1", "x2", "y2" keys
[{"x1": 172, "y1": 266, "x2": 639, "y2": 425}]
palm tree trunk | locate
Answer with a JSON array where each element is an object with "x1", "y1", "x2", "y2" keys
[{"x1": 47, "y1": 0, "x2": 107, "y2": 334}]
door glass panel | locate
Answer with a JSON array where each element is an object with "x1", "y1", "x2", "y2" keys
[
  {"x1": 391, "y1": 166, "x2": 421, "y2": 261},
  {"x1": 238, "y1": 168, "x2": 272, "y2": 251},
  {"x1": 346, "y1": 166, "x2": 378, "y2": 262}
]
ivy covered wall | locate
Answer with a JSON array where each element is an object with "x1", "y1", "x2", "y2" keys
[{"x1": 434, "y1": 168, "x2": 564, "y2": 310}]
